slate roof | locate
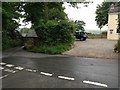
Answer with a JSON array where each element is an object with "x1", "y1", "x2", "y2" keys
[
  {"x1": 109, "y1": 7, "x2": 120, "y2": 13},
  {"x1": 26, "y1": 29, "x2": 38, "y2": 37},
  {"x1": 22, "y1": 29, "x2": 38, "y2": 38}
]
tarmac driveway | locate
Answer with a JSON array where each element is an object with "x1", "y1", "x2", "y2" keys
[{"x1": 63, "y1": 39, "x2": 118, "y2": 59}]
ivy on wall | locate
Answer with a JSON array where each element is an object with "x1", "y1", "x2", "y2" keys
[{"x1": 117, "y1": 14, "x2": 120, "y2": 33}]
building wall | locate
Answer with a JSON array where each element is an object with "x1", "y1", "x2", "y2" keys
[{"x1": 107, "y1": 13, "x2": 119, "y2": 40}]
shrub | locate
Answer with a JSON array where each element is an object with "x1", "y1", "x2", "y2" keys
[
  {"x1": 35, "y1": 20, "x2": 75, "y2": 46},
  {"x1": 28, "y1": 20, "x2": 76, "y2": 54},
  {"x1": 2, "y1": 31, "x2": 23, "y2": 50},
  {"x1": 24, "y1": 38, "x2": 34, "y2": 49},
  {"x1": 114, "y1": 38, "x2": 120, "y2": 53}
]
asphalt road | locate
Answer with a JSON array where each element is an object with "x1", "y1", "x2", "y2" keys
[{"x1": 1, "y1": 55, "x2": 119, "y2": 88}]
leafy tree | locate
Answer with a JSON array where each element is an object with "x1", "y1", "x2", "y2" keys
[
  {"x1": 22, "y1": 2, "x2": 67, "y2": 28},
  {"x1": 95, "y1": 2, "x2": 120, "y2": 30},
  {"x1": 2, "y1": 2, "x2": 22, "y2": 50},
  {"x1": 75, "y1": 20, "x2": 85, "y2": 31}
]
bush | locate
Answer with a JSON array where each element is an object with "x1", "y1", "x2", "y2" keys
[
  {"x1": 35, "y1": 20, "x2": 75, "y2": 46},
  {"x1": 114, "y1": 39, "x2": 120, "y2": 53},
  {"x1": 2, "y1": 31, "x2": 23, "y2": 50}
]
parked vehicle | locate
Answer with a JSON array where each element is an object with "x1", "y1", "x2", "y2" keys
[{"x1": 75, "y1": 30, "x2": 88, "y2": 41}]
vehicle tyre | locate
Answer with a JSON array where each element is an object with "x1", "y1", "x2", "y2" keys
[{"x1": 80, "y1": 37, "x2": 84, "y2": 41}]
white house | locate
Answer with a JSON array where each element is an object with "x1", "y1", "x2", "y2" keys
[{"x1": 107, "y1": 4, "x2": 120, "y2": 40}]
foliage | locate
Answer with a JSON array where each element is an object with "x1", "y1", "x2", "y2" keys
[
  {"x1": 2, "y1": 2, "x2": 23, "y2": 50},
  {"x1": 95, "y1": 2, "x2": 112, "y2": 29},
  {"x1": 117, "y1": 14, "x2": 120, "y2": 33},
  {"x1": 29, "y1": 43, "x2": 72, "y2": 54},
  {"x1": 35, "y1": 20, "x2": 76, "y2": 46},
  {"x1": 20, "y1": 27, "x2": 30, "y2": 33},
  {"x1": 95, "y1": 2, "x2": 120, "y2": 29},
  {"x1": 24, "y1": 38, "x2": 34, "y2": 49},
  {"x1": 75, "y1": 20, "x2": 85, "y2": 31},
  {"x1": 2, "y1": 32, "x2": 23, "y2": 50},
  {"x1": 114, "y1": 38, "x2": 120, "y2": 53},
  {"x1": 23, "y1": 2, "x2": 67, "y2": 28}
]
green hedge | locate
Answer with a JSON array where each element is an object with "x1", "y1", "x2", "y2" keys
[
  {"x1": 2, "y1": 31, "x2": 23, "y2": 50},
  {"x1": 26, "y1": 20, "x2": 76, "y2": 54},
  {"x1": 35, "y1": 20, "x2": 75, "y2": 46}
]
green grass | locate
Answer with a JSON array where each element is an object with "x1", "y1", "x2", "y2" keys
[
  {"x1": 87, "y1": 33, "x2": 107, "y2": 39},
  {"x1": 29, "y1": 43, "x2": 72, "y2": 54}
]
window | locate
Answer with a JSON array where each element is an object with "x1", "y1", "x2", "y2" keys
[{"x1": 110, "y1": 29, "x2": 113, "y2": 34}]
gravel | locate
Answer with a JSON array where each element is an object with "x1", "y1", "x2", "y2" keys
[{"x1": 63, "y1": 39, "x2": 118, "y2": 59}]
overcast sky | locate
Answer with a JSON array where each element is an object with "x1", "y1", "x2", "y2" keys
[
  {"x1": 21, "y1": 0, "x2": 108, "y2": 31},
  {"x1": 63, "y1": 0, "x2": 108, "y2": 31}
]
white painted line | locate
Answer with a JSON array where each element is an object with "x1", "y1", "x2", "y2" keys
[
  {"x1": 0, "y1": 67, "x2": 4, "y2": 70},
  {"x1": 26, "y1": 69, "x2": 33, "y2": 72},
  {"x1": 83, "y1": 80, "x2": 108, "y2": 87},
  {"x1": 14, "y1": 66, "x2": 24, "y2": 70},
  {"x1": 40, "y1": 72, "x2": 53, "y2": 76},
  {"x1": 58, "y1": 76, "x2": 75, "y2": 81},
  {"x1": 6, "y1": 64, "x2": 14, "y2": 67},
  {"x1": 33, "y1": 70, "x2": 37, "y2": 72},
  {"x1": 4, "y1": 69, "x2": 16, "y2": 73},
  {"x1": 0, "y1": 62, "x2": 6, "y2": 65},
  {"x1": 26, "y1": 69, "x2": 37, "y2": 72},
  {"x1": 0, "y1": 75, "x2": 8, "y2": 79}
]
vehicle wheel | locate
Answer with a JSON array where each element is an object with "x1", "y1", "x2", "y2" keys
[
  {"x1": 83, "y1": 38, "x2": 86, "y2": 41},
  {"x1": 80, "y1": 38, "x2": 84, "y2": 41}
]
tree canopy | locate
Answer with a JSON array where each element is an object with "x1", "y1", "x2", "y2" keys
[
  {"x1": 75, "y1": 20, "x2": 85, "y2": 31},
  {"x1": 2, "y1": 2, "x2": 90, "y2": 51},
  {"x1": 95, "y1": 2, "x2": 120, "y2": 29},
  {"x1": 2, "y1": 2, "x2": 23, "y2": 50}
]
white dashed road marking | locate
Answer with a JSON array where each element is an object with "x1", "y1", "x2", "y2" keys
[
  {"x1": 6, "y1": 64, "x2": 14, "y2": 67},
  {"x1": 26, "y1": 69, "x2": 37, "y2": 73},
  {"x1": 58, "y1": 76, "x2": 75, "y2": 81},
  {"x1": 0, "y1": 75, "x2": 8, "y2": 79},
  {"x1": 40, "y1": 72, "x2": 53, "y2": 76},
  {"x1": 83, "y1": 80, "x2": 108, "y2": 87},
  {"x1": 26, "y1": 69, "x2": 33, "y2": 72},
  {"x1": 0, "y1": 67, "x2": 4, "y2": 70},
  {"x1": 14, "y1": 66, "x2": 24, "y2": 70},
  {"x1": 0, "y1": 62, "x2": 6, "y2": 65},
  {"x1": 4, "y1": 69, "x2": 16, "y2": 73}
]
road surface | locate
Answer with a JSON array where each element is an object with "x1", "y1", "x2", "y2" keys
[{"x1": 1, "y1": 55, "x2": 118, "y2": 88}]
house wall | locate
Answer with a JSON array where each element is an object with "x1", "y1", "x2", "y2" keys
[{"x1": 107, "y1": 13, "x2": 119, "y2": 40}]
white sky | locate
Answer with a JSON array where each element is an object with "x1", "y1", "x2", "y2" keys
[
  {"x1": 19, "y1": 0, "x2": 108, "y2": 31},
  {"x1": 63, "y1": 0, "x2": 108, "y2": 31}
]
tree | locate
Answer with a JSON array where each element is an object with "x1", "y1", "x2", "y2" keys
[
  {"x1": 2, "y1": 2, "x2": 22, "y2": 50},
  {"x1": 75, "y1": 20, "x2": 85, "y2": 31},
  {"x1": 95, "y1": 2, "x2": 120, "y2": 30},
  {"x1": 22, "y1": 2, "x2": 67, "y2": 28}
]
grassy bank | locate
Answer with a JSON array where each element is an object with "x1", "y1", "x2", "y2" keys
[{"x1": 29, "y1": 43, "x2": 73, "y2": 54}]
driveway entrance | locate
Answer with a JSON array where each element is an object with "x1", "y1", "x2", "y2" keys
[{"x1": 63, "y1": 39, "x2": 118, "y2": 59}]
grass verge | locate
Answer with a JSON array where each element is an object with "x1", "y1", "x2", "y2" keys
[{"x1": 29, "y1": 43, "x2": 72, "y2": 54}]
